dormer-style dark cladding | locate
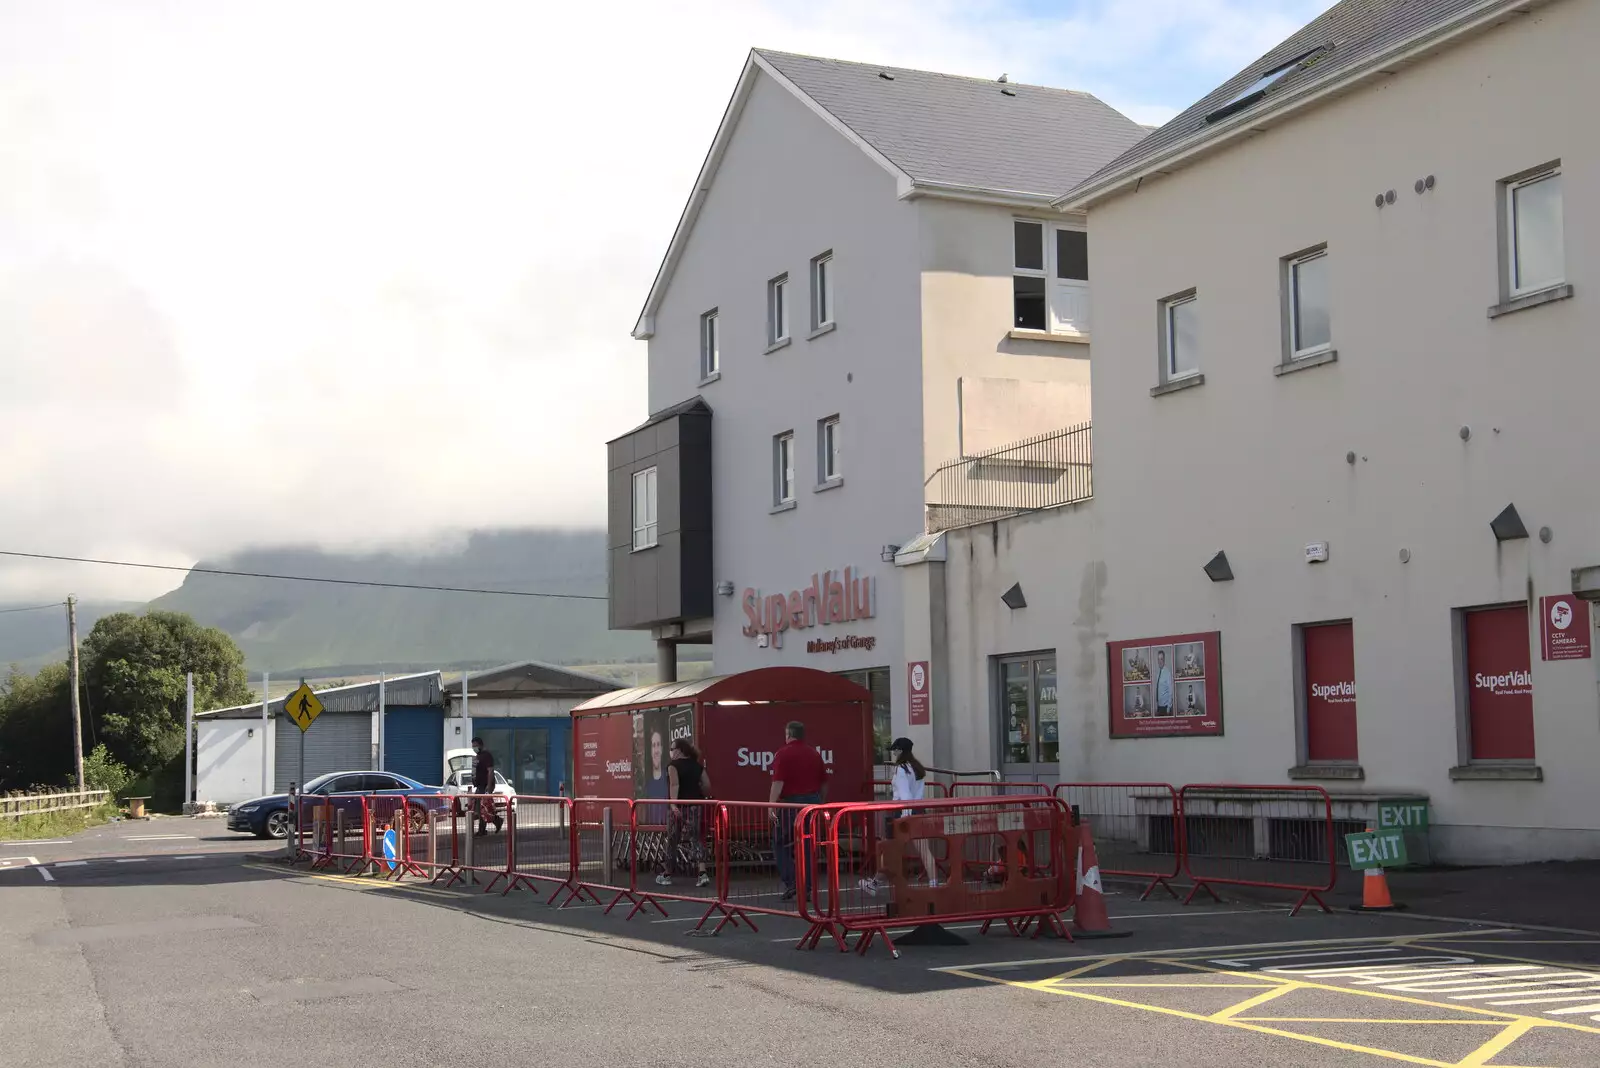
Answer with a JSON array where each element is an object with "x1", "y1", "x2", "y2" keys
[{"x1": 607, "y1": 397, "x2": 713, "y2": 631}]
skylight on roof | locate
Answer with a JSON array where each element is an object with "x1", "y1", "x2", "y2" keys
[{"x1": 1204, "y1": 44, "x2": 1331, "y2": 124}]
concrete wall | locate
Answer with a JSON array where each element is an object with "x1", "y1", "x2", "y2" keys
[
  {"x1": 195, "y1": 720, "x2": 267, "y2": 805},
  {"x1": 646, "y1": 69, "x2": 926, "y2": 715},
  {"x1": 934, "y1": 2, "x2": 1600, "y2": 863},
  {"x1": 917, "y1": 201, "x2": 1093, "y2": 475}
]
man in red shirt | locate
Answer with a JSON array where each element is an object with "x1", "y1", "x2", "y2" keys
[{"x1": 768, "y1": 720, "x2": 829, "y2": 900}]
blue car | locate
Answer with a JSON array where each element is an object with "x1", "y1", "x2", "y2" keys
[{"x1": 226, "y1": 770, "x2": 444, "y2": 840}]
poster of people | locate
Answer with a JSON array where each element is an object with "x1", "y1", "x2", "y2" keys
[
  {"x1": 1107, "y1": 631, "x2": 1222, "y2": 737},
  {"x1": 632, "y1": 705, "x2": 694, "y2": 800}
]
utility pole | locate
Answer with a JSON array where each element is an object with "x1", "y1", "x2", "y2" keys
[{"x1": 67, "y1": 596, "x2": 84, "y2": 790}]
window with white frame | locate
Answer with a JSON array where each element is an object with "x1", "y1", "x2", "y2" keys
[
  {"x1": 811, "y1": 252, "x2": 834, "y2": 330},
  {"x1": 767, "y1": 275, "x2": 790, "y2": 347},
  {"x1": 818, "y1": 416, "x2": 840, "y2": 483},
  {"x1": 1286, "y1": 247, "x2": 1331, "y2": 359},
  {"x1": 1013, "y1": 220, "x2": 1090, "y2": 334},
  {"x1": 631, "y1": 467, "x2": 658, "y2": 550},
  {"x1": 700, "y1": 310, "x2": 719, "y2": 378},
  {"x1": 1504, "y1": 166, "x2": 1564, "y2": 298},
  {"x1": 1161, "y1": 291, "x2": 1200, "y2": 380},
  {"x1": 773, "y1": 432, "x2": 795, "y2": 505}
]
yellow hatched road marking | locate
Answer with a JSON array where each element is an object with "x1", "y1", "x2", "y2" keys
[
  {"x1": 1454, "y1": 1018, "x2": 1541, "y2": 1067},
  {"x1": 1209, "y1": 982, "x2": 1302, "y2": 1021},
  {"x1": 1233, "y1": 1019, "x2": 1504, "y2": 1025},
  {"x1": 1160, "y1": 958, "x2": 1600, "y2": 1036}
]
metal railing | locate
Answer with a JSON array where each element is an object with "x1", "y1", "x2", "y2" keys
[{"x1": 925, "y1": 422, "x2": 1092, "y2": 533}]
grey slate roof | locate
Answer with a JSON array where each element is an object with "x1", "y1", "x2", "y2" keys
[
  {"x1": 1068, "y1": 0, "x2": 1524, "y2": 202},
  {"x1": 755, "y1": 49, "x2": 1148, "y2": 199},
  {"x1": 444, "y1": 660, "x2": 616, "y2": 698}
]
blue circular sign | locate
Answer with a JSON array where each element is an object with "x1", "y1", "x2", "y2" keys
[{"x1": 381, "y1": 827, "x2": 398, "y2": 872}]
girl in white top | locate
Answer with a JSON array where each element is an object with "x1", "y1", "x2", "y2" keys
[{"x1": 861, "y1": 738, "x2": 940, "y2": 892}]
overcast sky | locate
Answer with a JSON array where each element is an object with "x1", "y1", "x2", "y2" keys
[{"x1": 0, "y1": 0, "x2": 1331, "y2": 602}]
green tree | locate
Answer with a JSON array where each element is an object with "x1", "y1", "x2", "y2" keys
[
  {"x1": 81, "y1": 611, "x2": 254, "y2": 777},
  {"x1": 0, "y1": 664, "x2": 73, "y2": 790}
]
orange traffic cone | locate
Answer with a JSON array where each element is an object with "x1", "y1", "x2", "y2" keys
[
  {"x1": 1350, "y1": 826, "x2": 1404, "y2": 912},
  {"x1": 1073, "y1": 819, "x2": 1132, "y2": 939}
]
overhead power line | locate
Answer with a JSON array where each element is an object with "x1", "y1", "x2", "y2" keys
[
  {"x1": 0, "y1": 550, "x2": 608, "y2": 601},
  {"x1": 0, "y1": 601, "x2": 67, "y2": 615}
]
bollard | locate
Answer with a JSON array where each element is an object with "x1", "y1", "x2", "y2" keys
[{"x1": 285, "y1": 786, "x2": 298, "y2": 861}]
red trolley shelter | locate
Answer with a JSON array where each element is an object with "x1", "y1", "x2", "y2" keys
[{"x1": 570, "y1": 667, "x2": 875, "y2": 803}]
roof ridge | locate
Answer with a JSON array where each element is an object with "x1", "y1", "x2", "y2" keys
[{"x1": 752, "y1": 47, "x2": 1097, "y2": 99}]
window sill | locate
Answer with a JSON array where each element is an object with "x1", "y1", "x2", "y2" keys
[
  {"x1": 813, "y1": 478, "x2": 843, "y2": 493},
  {"x1": 763, "y1": 338, "x2": 792, "y2": 355},
  {"x1": 630, "y1": 543, "x2": 658, "y2": 554},
  {"x1": 1008, "y1": 328, "x2": 1090, "y2": 345},
  {"x1": 1150, "y1": 373, "x2": 1205, "y2": 398},
  {"x1": 1274, "y1": 349, "x2": 1338, "y2": 376},
  {"x1": 1488, "y1": 283, "x2": 1573, "y2": 319},
  {"x1": 807, "y1": 322, "x2": 837, "y2": 341},
  {"x1": 769, "y1": 500, "x2": 797, "y2": 515},
  {"x1": 1448, "y1": 763, "x2": 1544, "y2": 782},
  {"x1": 1288, "y1": 763, "x2": 1365, "y2": 781},
  {"x1": 698, "y1": 371, "x2": 721, "y2": 387}
]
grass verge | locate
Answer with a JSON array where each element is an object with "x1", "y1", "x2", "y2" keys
[{"x1": 0, "y1": 803, "x2": 119, "y2": 841}]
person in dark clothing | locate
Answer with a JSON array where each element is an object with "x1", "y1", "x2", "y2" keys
[
  {"x1": 471, "y1": 736, "x2": 501, "y2": 836},
  {"x1": 656, "y1": 738, "x2": 712, "y2": 888}
]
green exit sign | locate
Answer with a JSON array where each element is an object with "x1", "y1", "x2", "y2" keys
[
  {"x1": 1346, "y1": 829, "x2": 1409, "y2": 871},
  {"x1": 1377, "y1": 799, "x2": 1429, "y2": 831}
]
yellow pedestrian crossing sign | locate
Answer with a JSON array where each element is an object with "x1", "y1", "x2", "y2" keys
[{"x1": 284, "y1": 683, "x2": 324, "y2": 732}]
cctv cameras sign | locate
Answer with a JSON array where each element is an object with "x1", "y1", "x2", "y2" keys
[{"x1": 1540, "y1": 595, "x2": 1591, "y2": 661}]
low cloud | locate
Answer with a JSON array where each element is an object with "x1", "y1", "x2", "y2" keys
[{"x1": 0, "y1": 0, "x2": 1331, "y2": 602}]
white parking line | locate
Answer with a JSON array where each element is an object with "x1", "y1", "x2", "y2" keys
[
  {"x1": 1, "y1": 856, "x2": 41, "y2": 867},
  {"x1": 37, "y1": 866, "x2": 54, "y2": 882},
  {"x1": 126, "y1": 835, "x2": 195, "y2": 841},
  {"x1": 55, "y1": 861, "x2": 88, "y2": 867},
  {"x1": 114, "y1": 858, "x2": 149, "y2": 864},
  {"x1": 173, "y1": 855, "x2": 205, "y2": 861}
]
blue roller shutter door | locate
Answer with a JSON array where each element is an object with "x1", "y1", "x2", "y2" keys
[{"x1": 384, "y1": 706, "x2": 445, "y2": 785}]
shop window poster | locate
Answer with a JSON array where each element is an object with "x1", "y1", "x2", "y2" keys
[{"x1": 1107, "y1": 631, "x2": 1223, "y2": 738}]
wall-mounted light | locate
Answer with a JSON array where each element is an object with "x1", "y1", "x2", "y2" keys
[
  {"x1": 1001, "y1": 582, "x2": 1027, "y2": 610},
  {"x1": 1204, "y1": 551, "x2": 1234, "y2": 582},
  {"x1": 1491, "y1": 503, "x2": 1528, "y2": 542},
  {"x1": 880, "y1": 544, "x2": 900, "y2": 563},
  {"x1": 715, "y1": 581, "x2": 736, "y2": 597},
  {"x1": 247, "y1": 728, "x2": 255, "y2": 738}
]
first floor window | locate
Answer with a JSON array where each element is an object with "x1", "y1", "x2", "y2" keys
[
  {"x1": 998, "y1": 653, "x2": 1058, "y2": 765},
  {"x1": 768, "y1": 274, "x2": 789, "y2": 346},
  {"x1": 1287, "y1": 247, "x2": 1331, "y2": 358},
  {"x1": 819, "y1": 415, "x2": 840, "y2": 482},
  {"x1": 1012, "y1": 220, "x2": 1089, "y2": 333},
  {"x1": 1505, "y1": 166, "x2": 1564, "y2": 297},
  {"x1": 700, "y1": 310, "x2": 719, "y2": 377},
  {"x1": 811, "y1": 252, "x2": 833, "y2": 329},
  {"x1": 1461, "y1": 603, "x2": 1535, "y2": 761},
  {"x1": 1162, "y1": 291, "x2": 1200, "y2": 379},
  {"x1": 1300, "y1": 620, "x2": 1357, "y2": 762},
  {"x1": 631, "y1": 467, "x2": 658, "y2": 550},
  {"x1": 773, "y1": 432, "x2": 795, "y2": 504}
]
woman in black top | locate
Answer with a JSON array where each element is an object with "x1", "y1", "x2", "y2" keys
[{"x1": 657, "y1": 738, "x2": 712, "y2": 888}]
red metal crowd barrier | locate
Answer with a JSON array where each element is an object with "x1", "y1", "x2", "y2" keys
[
  {"x1": 502, "y1": 796, "x2": 575, "y2": 899},
  {"x1": 1054, "y1": 782, "x2": 1183, "y2": 900},
  {"x1": 1178, "y1": 783, "x2": 1336, "y2": 915},
  {"x1": 562, "y1": 797, "x2": 639, "y2": 911},
  {"x1": 949, "y1": 781, "x2": 1050, "y2": 798},
  {"x1": 308, "y1": 793, "x2": 370, "y2": 874},
  {"x1": 799, "y1": 795, "x2": 1076, "y2": 957},
  {"x1": 871, "y1": 780, "x2": 950, "y2": 801}
]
